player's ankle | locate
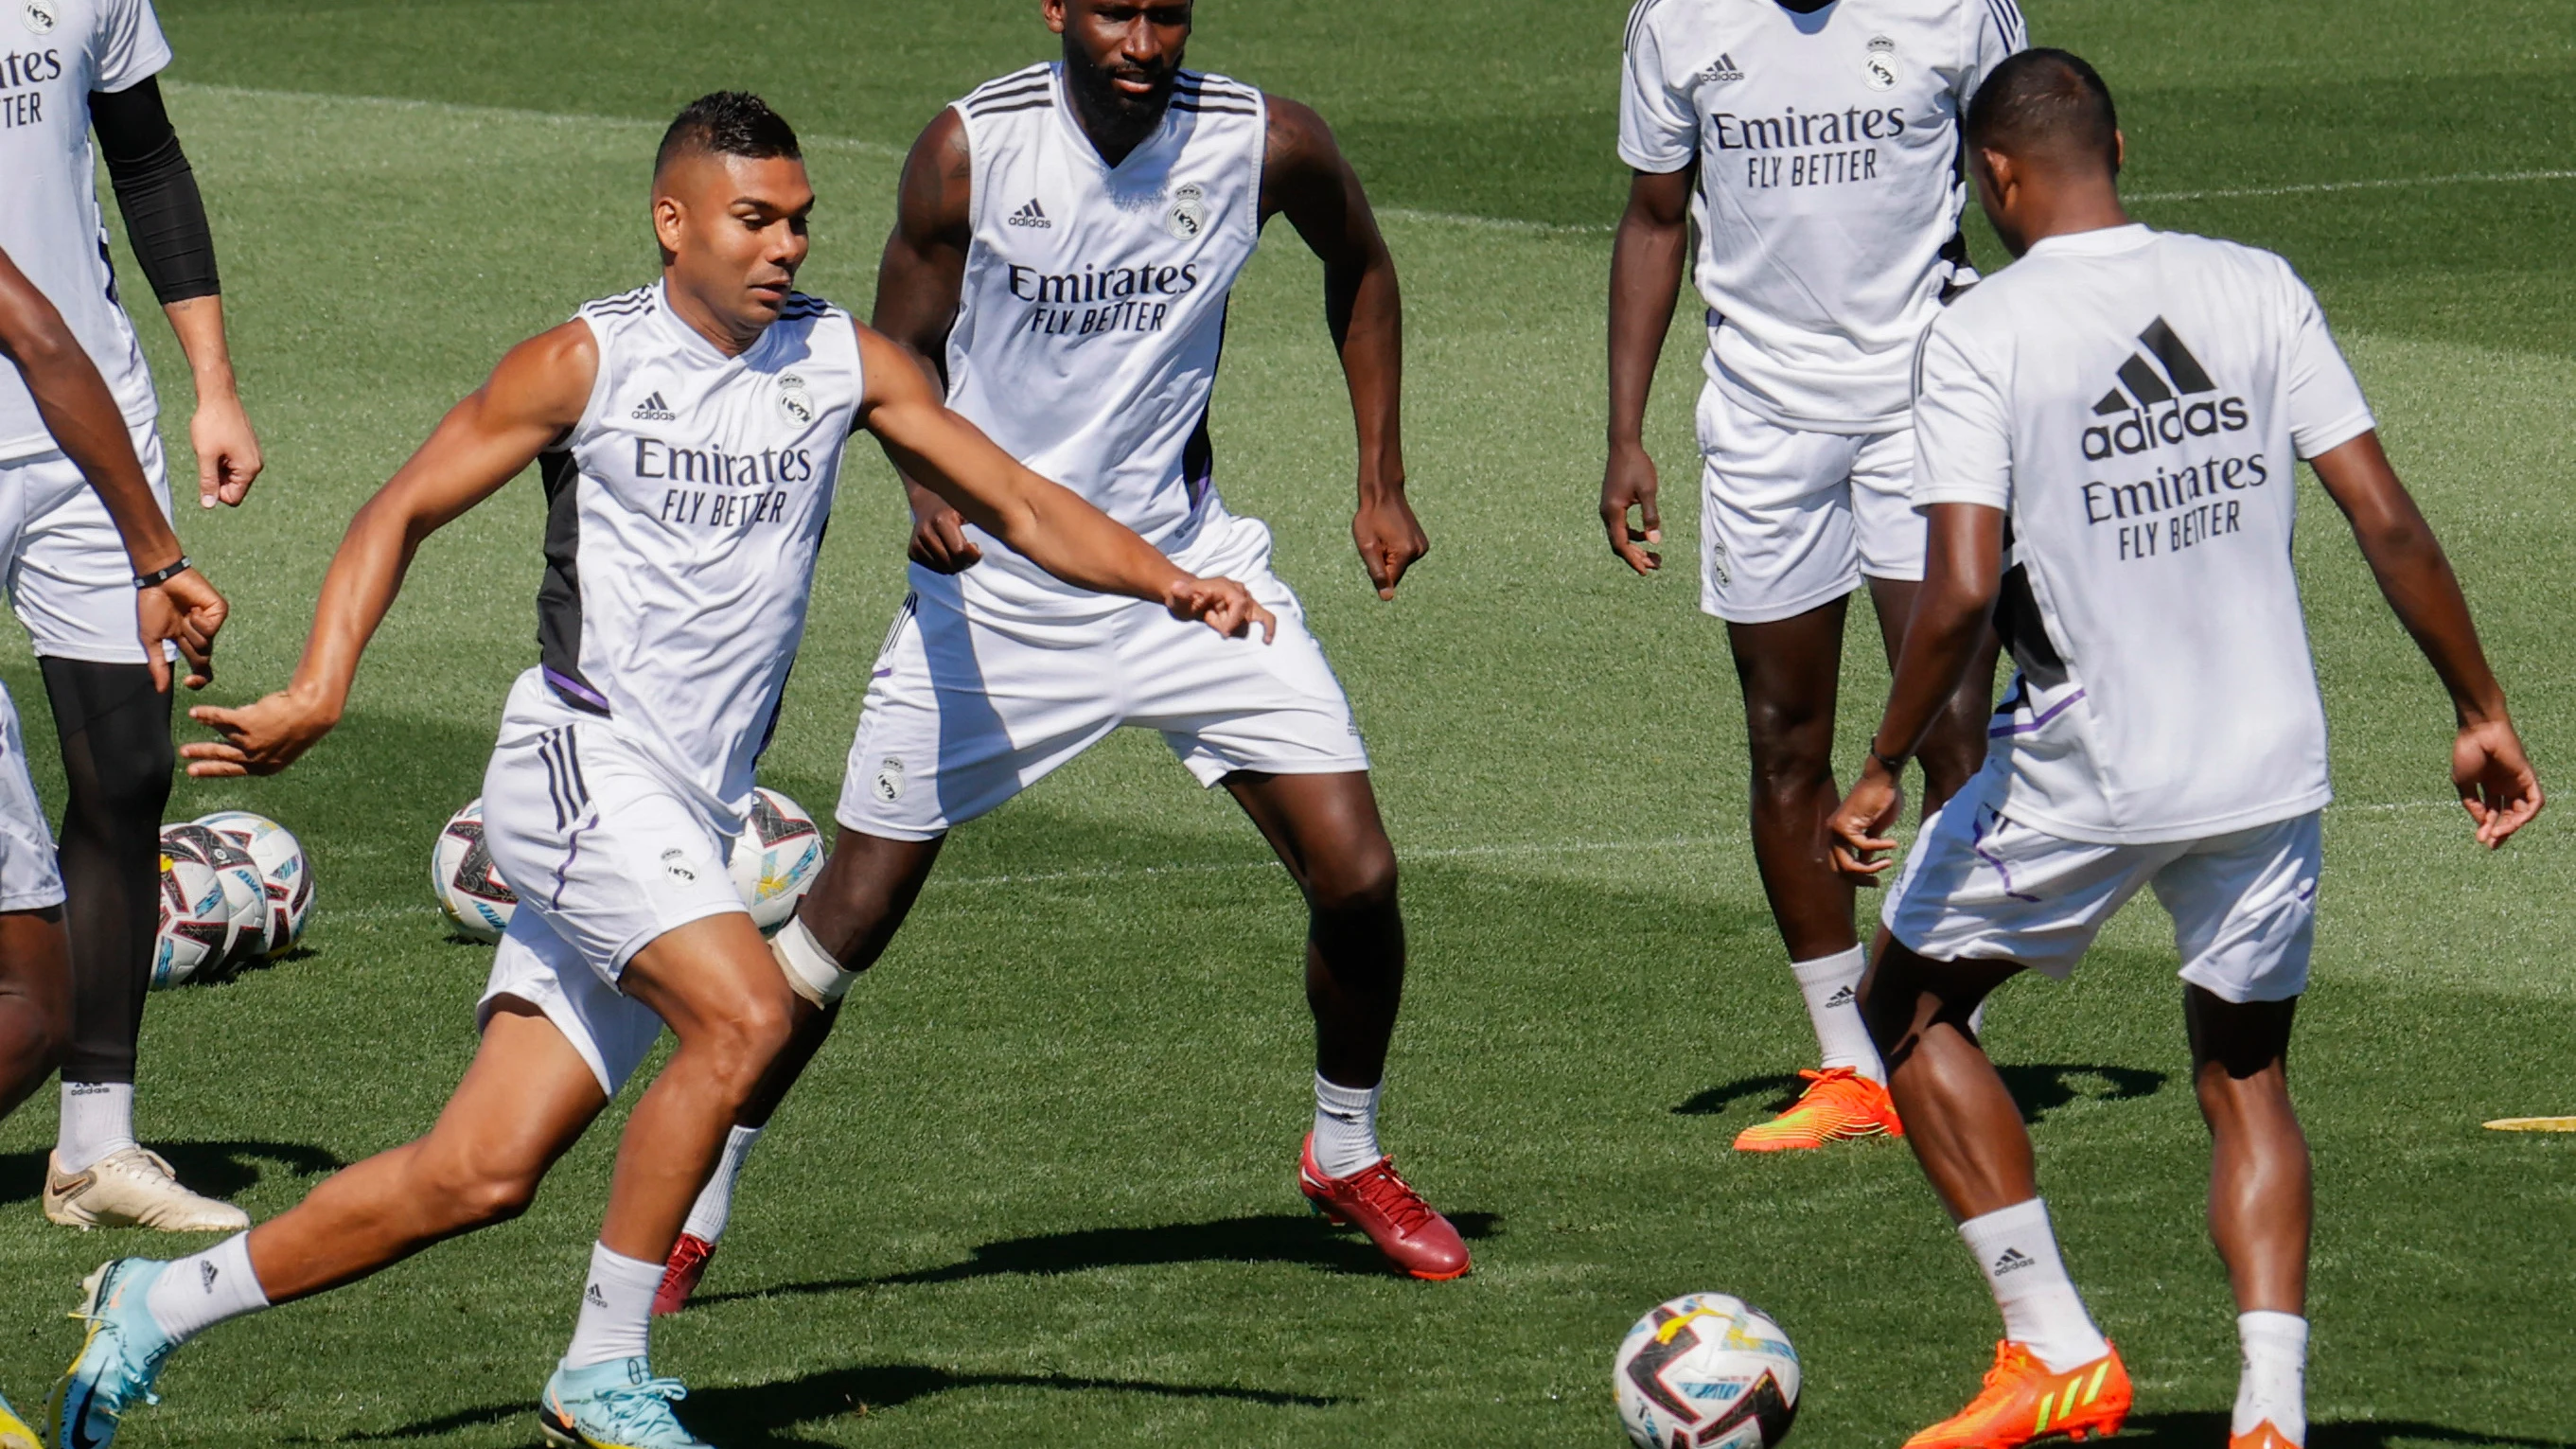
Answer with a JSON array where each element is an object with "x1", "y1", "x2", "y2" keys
[
  {"x1": 146, "y1": 1232, "x2": 270, "y2": 1344},
  {"x1": 1311, "y1": 1073, "x2": 1384, "y2": 1178},
  {"x1": 1958, "y1": 1198, "x2": 2111, "y2": 1371},
  {"x1": 562, "y1": 1242, "x2": 662, "y2": 1370},
  {"x1": 2233, "y1": 1310, "x2": 2308, "y2": 1442},
  {"x1": 58, "y1": 1080, "x2": 139, "y2": 1173},
  {"x1": 1790, "y1": 947, "x2": 1883, "y2": 1082}
]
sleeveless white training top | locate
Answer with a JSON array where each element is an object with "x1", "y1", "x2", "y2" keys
[
  {"x1": 526, "y1": 282, "x2": 861, "y2": 828},
  {"x1": 943, "y1": 62, "x2": 1267, "y2": 617}
]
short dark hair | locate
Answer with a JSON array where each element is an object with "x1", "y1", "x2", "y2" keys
[
  {"x1": 1965, "y1": 48, "x2": 2119, "y2": 174},
  {"x1": 655, "y1": 92, "x2": 802, "y2": 177}
]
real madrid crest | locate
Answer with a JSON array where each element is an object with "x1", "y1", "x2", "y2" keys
[
  {"x1": 1862, "y1": 34, "x2": 1899, "y2": 91},
  {"x1": 776, "y1": 372, "x2": 815, "y2": 425},
  {"x1": 1166, "y1": 182, "x2": 1208, "y2": 241},
  {"x1": 871, "y1": 757, "x2": 907, "y2": 804},
  {"x1": 21, "y1": 0, "x2": 56, "y2": 35}
]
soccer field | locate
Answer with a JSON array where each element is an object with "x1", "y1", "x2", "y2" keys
[{"x1": 0, "y1": 0, "x2": 2567, "y2": 1443}]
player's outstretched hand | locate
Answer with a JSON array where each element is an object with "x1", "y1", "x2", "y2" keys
[
  {"x1": 2454, "y1": 717, "x2": 2542, "y2": 849},
  {"x1": 1351, "y1": 489, "x2": 1429, "y2": 600},
  {"x1": 1601, "y1": 439, "x2": 1663, "y2": 575},
  {"x1": 1827, "y1": 761, "x2": 1906, "y2": 885},
  {"x1": 906, "y1": 480, "x2": 983, "y2": 574},
  {"x1": 192, "y1": 393, "x2": 265, "y2": 507},
  {"x1": 1164, "y1": 575, "x2": 1276, "y2": 643},
  {"x1": 182, "y1": 686, "x2": 339, "y2": 777},
  {"x1": 134, "y1": 567, "x2": 227, "y2": 692}
]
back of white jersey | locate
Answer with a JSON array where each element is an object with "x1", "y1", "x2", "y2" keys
[
  {"x1": 1620, "y1": 0, "x2": 2021, "y2": 433},
  {"x1": 0, "y1": 0, "x2": 168, "y2": 460},
  {"x1": 1912, "y1": 225, "x2": 2377, "y2": 844},
  {"x1": 944, "y1": 63, "x2": 1264, "y2": 614},
  {"x1": 537, "y1": 284, "x2": 861, "y2": 826}
]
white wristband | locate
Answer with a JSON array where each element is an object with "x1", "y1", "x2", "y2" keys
[{"x1": 771, "y1": 916, "x2": 857, "y2": 1006}]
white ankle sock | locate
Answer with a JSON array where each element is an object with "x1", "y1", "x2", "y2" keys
[
  {"x1": 1791, "y1": 946, "x2": 1884, "y2": 1082},
  {"x1": 2234, "y1": 1311, "x2": 2308, "y2": 1442},
  {"x1": 680, "y1": 1125, "x2": 764, "y2": 1244},
  {"x1": 147, "y1": 1232, "x2": 269, "y2": 1344},
  {"x1": 1958, "y1": 1198, "x2": 2112, "y2": 1372},
  {"x1": 561, "y1": 1242, "x2": 662, "y2": 1370},
  {"x1": 1311, "y1": 1073, "x2": 1384, "y2": 1179},
  {"x1": 59, "y1": 1081, "x2": 137, "y2": 1172}
]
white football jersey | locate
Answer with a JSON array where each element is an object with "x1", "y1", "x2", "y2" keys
[
  {"x1": 0, "y1": 0, "x2": 168, "y2": 460},
  {"x1": 943, "y1": 62, "x2": 1265, "y2": 616},
  {"x1": 532, "y1": 283, "x2": 862, "y2": 828},
  {"x1": 1911, "y1": 224, "x2": 2376, "y2": 844},
  {"x1": 1620, "y1": 0, "x2": 2022, "y2": 433}
]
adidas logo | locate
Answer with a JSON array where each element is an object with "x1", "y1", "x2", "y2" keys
[
  {"x1": 585, "y1": 1283, "x2": 609, "y2": 1308},
  {"x1": 2081, "y1": 318, "x2": 2249, "y2": 459},
  {"x1": 1701, "y1": 52, "x2": 1745, "y2": 83},
  {"x1": 200, "y1": 1261, "x2": 220, "y2": 1292},
  {"x1": 1825, "y1": 986, "x2": 1857, "y2": 1008},
  {"x1": 1991, "y1": 1246, "x2": 2037, "y2": 1276},
  {"x1": 630, "y1": 391, "x2": 677, "y2": 422},
  {"x1": 1007, "y1": 198, "x2": 1052, "y2": 229}
]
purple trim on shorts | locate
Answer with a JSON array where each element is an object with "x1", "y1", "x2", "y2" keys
[
  {"x1": 1988, "y1": 687, "x2": 2089, "y2": 738},
  {"x1": 873, "y1": 667, "x2": 893, "y2": 679},
  {"x1": 552, "y1": 814, "x2": 596, "y2": 912},
  {"x1": 1969, "y1": 806, "x2": 2042, "y2": 903},
  {"x1": 544, "y1": 666, "x2": 612, "y2": 716},
  {"x1": 2296, "y1": 878, "x2": 2317, "y2": 903}
]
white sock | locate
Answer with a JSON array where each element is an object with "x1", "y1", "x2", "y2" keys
[
  {"x1": 2234, "y1": 1311, "x2": 2308, "y2": 1442},
  {"x1": 1310, "y1": 1073, "x2": 1384, "y2": 1179},
  {"x1": 146, "y1": 1232, "x2": 269, "y2": 1345},
  {"x1": 1958, "y1": 1198, "x2": 2112, "y2": 1371},
  {"x1": 560, "y1": 1242, "x2": 662, "y2": 1370},
  {"x1": 679, "y1": 1125, "x2": 764, "y2": 1244},
  {"x1": 58, "y1": 1081, "x2": 138, "y2": 1172},
  {"x1": 1791, "y1": 947, "x2": 1884, "y2": 1082}
]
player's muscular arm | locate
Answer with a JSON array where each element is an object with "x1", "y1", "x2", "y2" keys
[
  {"x1": 1603, "y1": 165, "x2": 1694, "y2": 574},
  {"x1": 1261, "y1": 97, "x2": 1425, "y2": 601},
  {"x1": 856, "y1": 325, "x2": 1272, "y2": 641},
  {"x1": 182, "y1": 323, "x2": 598, "y2": 777},
  {"x1": 2309, "y1": 432, "x2": 2541, "y2": 847},
  {"x1": 0, "y1": 244, "x2": 224, "y2": 691},
  {"x1": 1829, "y1": 504, "x2": 2006, "y2": 879},
  {"x1": 871, "y1": 109, "x2": 985, "y2": 574}
]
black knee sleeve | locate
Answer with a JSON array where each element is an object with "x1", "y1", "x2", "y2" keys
[{"x1": 38, "y1": 658, "x2": 173, "y2": 1087}]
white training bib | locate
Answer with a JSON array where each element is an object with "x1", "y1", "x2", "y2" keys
[
  {"x1": 944, "y1": 62, "x2": 1266, "y2": 615},
  {"x1": 534, "y1": 282, "x2": 862, "y2": 826}
]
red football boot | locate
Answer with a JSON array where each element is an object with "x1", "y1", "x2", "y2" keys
[
  {"x1": 652, "y1": 1232, "x2": 716, "y2": 1316},
  {"x1": 1297, "y1": 1134, "x2": 1472, "y2": 1281}
]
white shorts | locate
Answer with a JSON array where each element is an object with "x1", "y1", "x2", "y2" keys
[
  {"x1": 838, "y1": 516, "x2": 1369, "y2": 840},
  {"x1": 0, "y1": 680, "x2": 63, "y2": 912},
  {"x1": 474, "y1": 681, "x2": 746, "y2": 1094},
  {"x1": 1697, "y1": 382, "x2": 1922, "y2": 625},
  {"x1": 0, "y1": 421, "x2": 174, "y2": 663},
  {"x1": 1883, "y1": 776, "x2": 2322, "y2": 1004}
]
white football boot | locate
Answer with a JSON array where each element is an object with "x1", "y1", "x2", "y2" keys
[{"x1": 44, "y1": 1148, "x2": 250, "y2": 1231}]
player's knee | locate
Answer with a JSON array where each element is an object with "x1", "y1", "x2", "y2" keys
[
  {"x1": 1308, "y1": 844, "x2": 1399, "y2": 920},
  {"x1": 685, "y1": 995, "x2": 796, "y2": 1097},
  {"x1": 420, "y1": 1157, "x2": 542, "y2": 1228}
]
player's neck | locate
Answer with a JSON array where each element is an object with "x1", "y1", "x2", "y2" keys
[
  {"x1": 660, "y1": 273, "x2": 768, "y2": 358},
  {"x1": 1062, "y1": 63, "x2": 1171, "y2": 168},
  {"x1": 2003, "y1": 185, "x2": 2132, "y2": 256}
]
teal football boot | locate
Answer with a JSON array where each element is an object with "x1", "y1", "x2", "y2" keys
[
  {"x1": 538, "y1": 1358, "x2": 712, "y2": 1448},
  {"x1": 51, "y1": 1259, "x2": 178, "y2": 1449}
]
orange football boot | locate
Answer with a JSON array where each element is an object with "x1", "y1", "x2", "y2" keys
[
  {"x1": 1732, "y1": 1067, "x2": 1904, "y2": 1151},
  {"x1": 2230, "y1": 1422, "x2": 2302, "y2": 1449},
  {"x1": 1903, "y1": 1340, "x2": 2132, "y2": 1449}
]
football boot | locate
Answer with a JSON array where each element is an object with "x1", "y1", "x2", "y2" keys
[
  {"x1": 1732, "y1": 1068, "x2": 1904, "y2": 1152},
  {"x1": 2230, "y1": 1422, "x2": 2303, "y2": 1449},
  {"x1": 1297, "y1": 1134, "x2": 1471, "y2": 1281},
  {"x1": 51, "y1": 1259, "x2": 179, "y2": 1449},
  {"x1": 539, "y1": 1358, "x2": 711, "y2": 1449},
  {"x1": 1903, "y1": 1340, "x2": 2131, "y2": 1449},
  {"x1": 652, "y1": 1234, "x2": 715, "y2": 1316},
  {"x1": 45, "y1": 1149, "x2": 250, "y2": 1232}
]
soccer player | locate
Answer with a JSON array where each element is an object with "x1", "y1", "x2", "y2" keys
[
  {"x1": 0, "y1": 0, "x2": 265, "y2": 1231},
  {"x1": 1606, "y1": 0, "x2": 2021, "y2": 1150},
  {"x1": 54, "y1": 94, "x2": 1271, "y2": 1449},
  {"x1": 1826, "y1": 51, "x2": 2542, "y2": 1449},
  {"x1": 0, "y1": 239, "x2": 226, "y2": 1449},
  {"x1": 650, "y1": 0, "x2": 1462, "y2": 1309}
]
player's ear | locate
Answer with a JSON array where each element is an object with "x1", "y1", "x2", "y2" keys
[
  {"x1": 2110, "y1": 130, "x2": 2126, "y2": 178},
  {"x1": 1042, "y1": 0, "x2": 1068, "y2": 37},
  {"x1": 651, "y1": 191, "x2": 686, "y2": 258}
]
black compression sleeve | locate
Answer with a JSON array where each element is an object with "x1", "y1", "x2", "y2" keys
[{"x1": 89, "y1": 78, "x2": 220, "y2": 306}]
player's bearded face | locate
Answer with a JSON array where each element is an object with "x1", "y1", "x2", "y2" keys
[
  {"x1": 656, "y1": 153, "x2": 814, "y2": 336},
  {"x1": 1056, "y1": 0, "x2": 1190, "y2": 143}
]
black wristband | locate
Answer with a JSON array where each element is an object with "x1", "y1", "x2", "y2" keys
[
  {"x1": 133, "y1": 557, "x2": 192, "y2": 590},
  {"x1": 1870, "y1": 747, "x2": 1908, "y2": 775}
]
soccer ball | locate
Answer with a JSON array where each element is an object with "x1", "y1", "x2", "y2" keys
[
  {"x1": 432, "y1": 799, "x2": 517, "y2": 943},
  {"x1": 152, "y1": 824, "x2": 260, "y2": 988},
  {"x1": 729, "y1": 787, "x2": 824, "y2": 934},
  {"x1": 1614, "y1": 1294, "x2": 1802, "y2": 1449},
  {"x1": 197, "y1": 810, "x2": 314, "y2": 959}
]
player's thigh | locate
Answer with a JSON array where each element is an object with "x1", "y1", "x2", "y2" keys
[
  {"x1": 8, "y1": 424, "x2": 171, "y2": 664},
  {"x1": 1882, "y1": 779, "x2": 2167, "y2": 980},
  {"x1": 836, "y1": 585, "x2": 1123, "y2": 841},
  {"x1": 1695, "y1": 383, "x2": 1866, "y2": 627},
  {"x1": 0, "y1": 683, "x2": 63, "y2": 919},
  {"x1": 2150, "y1": 811, "x2": 2321, "y2": 1005},
  {"x1": 1850, "y1": 427, "x2": 1927, "y2": 584},
  {"x1": 479, "y1": 908, "x2": 666, "y2": 1102},
  {"x1": 419, "y1": 997, "x2": 614, "y2": 1191},
  {"x1": 616, "y1": 910, "x2": 792, "y2": 1050}
]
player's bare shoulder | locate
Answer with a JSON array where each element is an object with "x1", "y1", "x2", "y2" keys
[
  {"x1": 1257, "y1": 94, "x2": 1351, "y2": 221},
  {"x1": 486, "y1": 317, "x2": 601, "y2": 432}
]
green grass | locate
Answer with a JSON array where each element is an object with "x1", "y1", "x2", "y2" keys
[{"x1": 0, "y1": 1, "x2": 2565, "y2": 1444}]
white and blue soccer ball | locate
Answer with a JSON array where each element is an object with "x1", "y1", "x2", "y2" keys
[
  {"x1": 197, "y1": 809, "x2": 313, "y2": 959},
  {"x1": 729, "y1": 786, "x2": 824, "y2": 935},
  {"x1": 152, "y1": 823, "x2": 261, "y2": 988},
  {"x1": 1614, "y1": 1294, "x2": 1802, "y2": 1449},
  {"x1": 432, "y1": 799, "x2": 517, "y2": 944}
]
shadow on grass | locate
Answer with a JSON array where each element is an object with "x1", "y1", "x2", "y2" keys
[
  {"x1": 317, "y1": 1361, "x2": 1342, "y2": 1444},
  {"x1": 1670, "y1": 1064, "x2": 2165, "y2": 1126},
  {"x1": 0, "y1": 1139, "x2": 344, "y2": 1205},
  {"x1": 694, "y1": 1210, "x2": 1503, "y2": 1308},
  {"x1": 2118, "y1": 1412, "x2": 2574, "y2": 1449}
]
